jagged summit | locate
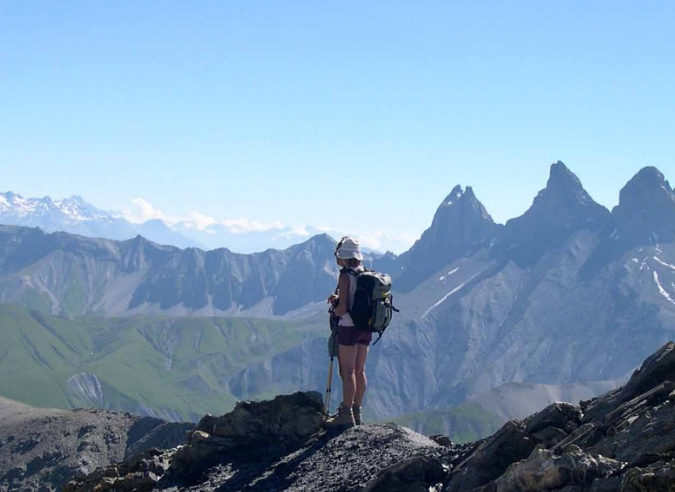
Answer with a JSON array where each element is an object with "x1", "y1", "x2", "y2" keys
[
  {"x1": 397, "y1": 184, "x2": 496, "y2": 291},
  {"x1": 535, "y1": 161, "x2": 603, "y2": 213},
  {"x1": 441, "y1": 185, "x2": 464, "y2": 206},
  {"x1": 613, "y1": 166, "x2": 675, "y2": 244},
  {"x1": 506, "y1": 162, "x2": 610, "y2": 237},
  {"x1": 547, "y1": 161, "x2": 594, "y2": 203},
  {"x1": 436, "y1": 185, "x2": 490, "y2": 220},
  {"x1": 431, "y1": 185, "x2": 493, "y2": 229}
]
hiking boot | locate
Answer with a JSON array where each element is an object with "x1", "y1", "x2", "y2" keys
[
  {"x1": 352, "y1": 404, "x2": 362, "y2": 426},
  {"x1": 325, "y1": 403, "x2": 355, "y2": 429}
]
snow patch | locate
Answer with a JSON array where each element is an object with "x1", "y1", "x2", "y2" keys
[
  {"x1": 653, "y1": 257, "x2": 675, "y2": 271},
  {"x1": 439, "y1": 267, "x2": 460, "y2": 282},
  {"x1": 445, "y1": 190, "x2": 463, "y2": 206},
  {"x1": 654, "y1": 271, "x2": 675, "y2": 306},
  {"x1": 422, "y1": 271, "x2": 482, "y2": 319}
]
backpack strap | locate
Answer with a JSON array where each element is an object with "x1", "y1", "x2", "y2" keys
[
  {"x1": 331, "y1": 268, "x2": 359, "y2": 317},
  {"x1": 340, "y1": 266, "x2": 367, "y2": 276}
]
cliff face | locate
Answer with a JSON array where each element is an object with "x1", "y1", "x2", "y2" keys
[{"x1": 62, "y1": 342, "x2": 675, "y2": 492}]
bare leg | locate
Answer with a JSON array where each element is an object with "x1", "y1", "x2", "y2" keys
[
  {"x1": 338, "y1": 344, "x2": 358, "y2": 408},
  {"x1": 354, "y1": 344, "x2": 369, "y2": 407}
]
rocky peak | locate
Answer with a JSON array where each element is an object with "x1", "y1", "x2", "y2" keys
[
  {"x1": 56, "y1": 195, "x2": 108, "y2": 222},
  {"x1": 613, "y1": 167, "x2": 675, "y2": 244},
  {"x1": 547, "y1": 161, "x2": 591, "y2": 202},
  {"x1": 397, "y1": 184, "x2": 496, "y2": 291},
  {"x1": 432, "y1": 185, "x2": 492, "y2": 227},
  {"x1": 441, "y1": 185, "x2": 465, "y2": 206},
  {"x1": 303, "y1": 233, "x2": 337, "y2": 252},
  {"x1": 425, "y1": 184, "x2": 495, "y2": 247},
  {"x1": 506, "y1": 161, "x2": 610, "y2": 238}
]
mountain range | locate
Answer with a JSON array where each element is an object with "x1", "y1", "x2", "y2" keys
[
  {"x1": 0, "y1": 192, "x2": 198, "y2": 248},
  {"x1": 2, "y1": 161, "x2": 675, "y2": 433},
  {"x1": 0, "y1": 191, "x2": 409, "y2": 254}
]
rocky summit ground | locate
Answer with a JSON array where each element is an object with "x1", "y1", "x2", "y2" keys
[
  {"x1": 0, "y1": 398, "x2": 193, "y2": 492},
  {"x1": 65, "y1": 341, "x2": 675, "y2": 492}
]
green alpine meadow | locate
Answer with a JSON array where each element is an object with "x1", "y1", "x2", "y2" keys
[{"x1": 0, "y1": 303, "x2": 324, "y2": 421}]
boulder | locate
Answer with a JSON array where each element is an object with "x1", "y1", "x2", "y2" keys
[
  {"x1": 197, "y1": 391, "x2": 325, "y2": 450},
  {"x1": 621, "y1": 461, "x2": 675, "y2": 492},
  {"x1": 445, "y1": 420, "x2": 536, "y2": 491},
  {"x1": 475, "y1": 445, "x2": 623, "y2": 492},
  {"x1": 362, "y1": 456, "x2": 446, "y2": 492}
]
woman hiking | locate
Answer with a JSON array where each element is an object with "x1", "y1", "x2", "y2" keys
[{"x1": 325, "y1": 236, "x2": 371, "y2": 429}]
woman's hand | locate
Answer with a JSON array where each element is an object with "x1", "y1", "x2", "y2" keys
[{"x1": 327, "y1": 294, "x2": 338, "y2": 305}]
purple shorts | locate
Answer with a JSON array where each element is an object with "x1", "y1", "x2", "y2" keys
[{"x1": 337, "y1": 325, "x2": 372, "y2": 346}]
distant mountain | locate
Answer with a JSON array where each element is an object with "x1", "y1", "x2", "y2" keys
[
  {"x1": 0, "y1": 192, "x2": 198, "y2": 248},
  {"x1": 0, "y1": 227, "x2": 339, "y2": 317},
  {"x1": 501, "y1": 161, "x2": 611, "y2": 266},
  {"x1": 396, "y1": 185, "x2": 498, "y2": 291},
  {"x1": 0, "y1": 191, "x2": 412, "y2": 254},
  {"x1": 613, "y1": 166, "x2": 675, "y2": 245}
]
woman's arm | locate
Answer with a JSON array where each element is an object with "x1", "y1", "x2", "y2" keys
[{"x1": 333, "y1": 272, "x2": 351, "y2": 317}]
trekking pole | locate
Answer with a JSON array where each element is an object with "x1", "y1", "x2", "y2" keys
[
  {"x1": 325, "y1": 352, "x2": 335, "y2": 413},
  {"x1": 325, "y1": 311, "x2": 338, "y2": 414}
]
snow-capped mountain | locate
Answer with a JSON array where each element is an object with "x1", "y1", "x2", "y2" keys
[
  {"x1": 0, "y1": 192, "x2": 198, "y2": 249},
  {"x1": 0, "y1": 192, "x2": 109, "y2": 224},
  {"x1": 0, "y1": 192, "x2": 410, "y2": 254}
]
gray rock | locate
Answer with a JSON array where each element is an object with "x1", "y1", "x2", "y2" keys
[
  {"x1": 476, "y1": 445, "x2": 623, "y2": 492},
  {"x1": 362, "y1": 456, "x2": 446, "y2": 492},
  {"x1": 621, "y1": 460, "x2": 675, "y2": 492},
  {"x1": 445, "y1": 420, "x2": 536, "y2": 491},
  {"x1": 0, "y1": 396, "x2": 191, "y2": 492}
]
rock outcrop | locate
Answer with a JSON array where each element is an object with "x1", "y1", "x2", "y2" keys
[
  {"x1": 0, "y1": 397, "x2": 193, "y2": 492},
  {"x1": 444, "y1": 341, "x2": 675, "y2": 491},
  {"x1": 65, "y1": 392, "x2": 465, "y2": 492},
  {"x1": 65, "y1": 342, "x2": 675, "y2": 491}
]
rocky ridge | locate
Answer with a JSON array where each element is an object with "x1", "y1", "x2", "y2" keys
[
  {"x1": 66, "y1": 342, "x2": 675, "y2": 492},
  {"x1": 0, "y1": 228, "x2": 339, "y2": 317},
  {"x1": 0, "y1": 397, "x2": 193, "y2": 492}
]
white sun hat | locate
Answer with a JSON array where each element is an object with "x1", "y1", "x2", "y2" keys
[{"x1": 335, "y1": 236, "x2": 363, "y2": 260}]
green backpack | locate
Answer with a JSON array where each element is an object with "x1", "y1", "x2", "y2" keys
[{"x1": 343, "y1": 268, "x2": 399, "y2": 343}]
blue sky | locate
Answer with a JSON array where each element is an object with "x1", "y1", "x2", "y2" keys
[{"x1": 1, "y1": 2, "x2": 674, "y2": 252}]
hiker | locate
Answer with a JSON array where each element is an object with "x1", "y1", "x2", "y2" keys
[{"x1": 325, "y1": 236, "x2": 371, "y2": 428}]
